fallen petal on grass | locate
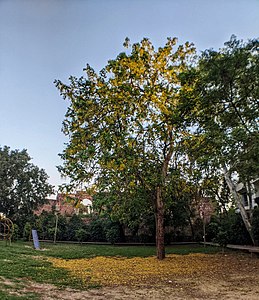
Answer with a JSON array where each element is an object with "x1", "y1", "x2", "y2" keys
[{"x1": 47, "y1": 253, "x2": 231, "y2": 286}]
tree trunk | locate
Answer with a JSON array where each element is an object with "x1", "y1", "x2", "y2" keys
[
  {"x1": 223, "y1": 165, "x2": 255, "y2": 245},
  {"x1": 156, "y1": 185, "x2": 165, "y2": 260},
  {"x1": 155, "y1": 135, "x2": 174, "y2": 260}
]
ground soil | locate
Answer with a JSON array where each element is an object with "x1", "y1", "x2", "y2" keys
[{"x1": 3, "y1": 252, "x2": 259, "y2": 299}]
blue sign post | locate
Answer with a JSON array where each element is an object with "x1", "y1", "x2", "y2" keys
[{"x1": 32, "y1": 229, "x2": 40, "y2": 250}]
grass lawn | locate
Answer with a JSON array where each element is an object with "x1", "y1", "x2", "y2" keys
[
  {"x1": 38, "y1": 241, "x2": 221, "y2": 259},
  {"x1": 0, "y1": 240, "x2": 221, "y2": 299}
]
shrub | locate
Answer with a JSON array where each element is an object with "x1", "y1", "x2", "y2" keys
[
  {"x1": 75, "y1": 228, "x2": 88, "y2": 243},
  {"x1": 208, "y1": 210, "x2": 252, "y2": 246},
  {"x1": 252, "y1": 208, "x2": 259, "y2": 245},
  {"x1": 214, "y1": 229, "x2": 229, "y2": 248},
  {"x1": 105, "y1": 225, "x2": 120, "y2": 244},
  {"x1": 206, "y1": 220, "x2": 219, "y2": 242},
  {"x1": 65, "y1": 215, "x2": 84, "y2": 241},
  {"x1": 23, "y1": 222, "x2": 32, "y2": 241},
  {"x1": 227, "y1": 211, "x2": 251, "y2": 245},
  {"x1": 88, "y1": 219, "x2": 106, "y2": 242},
  {"x1": 11, "y1": 224, "x2": 19, "y2": 241}
]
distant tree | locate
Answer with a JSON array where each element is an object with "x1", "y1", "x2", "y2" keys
[{"x1": 0, "y1": 146, "x2": 53, "y2": 221}]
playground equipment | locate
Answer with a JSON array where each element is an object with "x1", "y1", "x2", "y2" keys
[{"x1": 0, "y1": 215, "x2": 14, "y2": 245}]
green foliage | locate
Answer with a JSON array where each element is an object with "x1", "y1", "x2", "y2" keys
[
  {"x1": 194, "y1": 36, "x2": 259, "y2": 180},
  {"x1": 53, "y1": 215, "x2": 68, "y2": 241},
  {"x1": 75, "y1": 228, "x2": 88, "y2": 243},
  {"x1": 55, "y1": 36, "x2": 258, "y2": 251},
  {"x1": 65, "y1": 215, "x2": 84, "y2": 241},
  {"x1": 190, "y1": 36, "x2": 259, "y2": 243},
  {"x1": 197, "y1": 37, "x2": 258, "y2": 142},
  {"x1": 252, "y1": 208, "x2": 259, "y2": 244},
  {"x1": 0, "y1": 146, "x2": 53, "y2": 220},
  {"x1": 192, "y1": 218, "x2": 203, "y2": 241},
  {"x1": 215, "y1": 230, "x2": 229, "y2": 248},
  {"x1": 209, "y1": 210, "x2": 252, "y2": 245},
  {"x1": 34, "y1": 211, "x2": 56, "y2": 240},
  {"x1": 55, "y1": 37, "x2": 198, "y2": 259},
  {"x1": 22, "y1": 212, "x2": 123, "y2": 243},
  {"x1": 228, "y1": 214, "x2": 251, "y2": 245},
  {"x1": 105, "y1": 224, "x2": 120, "y2": 244},
  {"x1": 88, "y1": 218, "x2": 106, "y2": 242},
  {"x1": 23, "y1": 222, "x2": 32, "y2": 241},
  {"x1": 11, "y1": 224, "x2": 19, "y2": 242},
  {"x1": 206, "y1": 221, "x2": 219, "y2": 241}
]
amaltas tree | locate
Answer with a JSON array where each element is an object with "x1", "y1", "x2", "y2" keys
[
  {"x1": 55, "y1": 38, "x2": 196, "y2": 259},
  {"x1": 0, "y1": 146, "x2": 53, "y2": 220}
]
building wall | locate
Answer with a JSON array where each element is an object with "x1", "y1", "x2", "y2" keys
[{"x1": 34, "y1": 192, "x2": 93, "y2": 216}]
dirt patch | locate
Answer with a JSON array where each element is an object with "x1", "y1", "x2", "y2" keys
[
  {"x1": 19, "y1": 278, "x2": 259, "y2": 300},
  {"x1": 0, "y1": 276, "x2": 16, "y2": 286}
]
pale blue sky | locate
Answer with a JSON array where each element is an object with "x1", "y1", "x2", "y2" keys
[{"x1": 0, "y1": 0, "x2": 258, "y2": 192}]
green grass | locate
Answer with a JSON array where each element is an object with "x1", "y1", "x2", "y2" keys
[
  {"x1": 0, "y1": 241, "x2": 86, "y2": 299},
  {"x1": 0, "y1": 240, "x2": 221, "y2": 298},
  {"x1": 34, "y1": 242, "x2": 221, "y2": 259}
]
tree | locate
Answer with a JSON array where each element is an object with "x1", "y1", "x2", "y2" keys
[
  {"x1": 55, "y1": 37, "x2": 196, "y2": 259},
  {"x1": 0, "y1": 146, "x2": 53, "y2": 220},
  {"x1": 193, "y1": 36, "x2": 259, "y2": 244},
  {"x1": 198, "y1": 198, "x2": 214, "y2": 245}
]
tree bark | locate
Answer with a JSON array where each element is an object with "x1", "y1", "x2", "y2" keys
[
  {"x1": 155, "y1": 133, "x2": 174, "y2": 260},
  {"x1": 156, "y1": 185, "x2": 165, "y2": 260},
  {"x1": 223, "y1": 165, "x2": 255, "y2": 245}
]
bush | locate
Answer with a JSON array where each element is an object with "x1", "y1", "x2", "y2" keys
[
  {"x1": 192, "y1": 218, "x2": 203, "y2": 241},
  {"x1": 47, "y1": 227, "x2": 58, "y2": 240},
  {"x1": 75, "y1": 228, "x2": 89, "y2": 243},
  {"x1": 11, "y1": 224, "x2": 19, "y2": 241},
  {"x1": 227, "y1": 211, "x2": 251, "y2": 245},
  {"x1": 35, "y1": 211, "x2": 56, "y2": 240},
  {"x1": 88, "y1": 219, "x2": 106, "y2": 242},
  {"x1": 207, "y1": 210, "x2": 252, "y2": 246},
  {"x1": 23, "y1": 222, "x2": 32, "y2": 241},
  {"x1": 105, "y1": 225, "x2": 120, "y2": 244},
  {"x1": 252, "y1": 208, "x2": 259, "y2": 245},
  {"x1": 64, "y1": 215, "x2": 84, "y2": 241},
  {"x1": 206, "y1": 220, "x2": 219, "y2": 242},
  {"x1": 214, "y1": 229, "x2": 229, "y2": 248}
]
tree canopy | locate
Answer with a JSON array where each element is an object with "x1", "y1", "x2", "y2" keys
[
  {"x1": 55, "y1": 37, "x2": 197, "y2": 259},
  {"x1": 0, "y1": 146, "x2": 53, "y2": 220},
  {"x1": 56, "y1": 35, "x2": 259, "y2": 255},
  {"x1": 192, "y1": 36, "x2": 259, "y2": 243}
]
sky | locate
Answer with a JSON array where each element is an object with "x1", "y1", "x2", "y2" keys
[{"x1": 0, "y1": 0, "x2": 258, "y2": 194}]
